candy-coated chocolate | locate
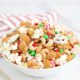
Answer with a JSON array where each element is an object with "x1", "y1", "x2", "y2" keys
[
  {"x1": 43, "y1": 34, "x2": 49, "y2": 39},
  {"x1": 38, "y1": 23, "x2": 44, "y2": 27},
  {"x1": 59, "y1": 49, "x2": 64, "y2": 53}
]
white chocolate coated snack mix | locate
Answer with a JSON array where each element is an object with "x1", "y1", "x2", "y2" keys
[{"x1": 0, "y1": 21, "x2": 80, "y2": 69}]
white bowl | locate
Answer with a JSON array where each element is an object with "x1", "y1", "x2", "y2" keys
[
  {"x1": 3, "y1": 52, "x2": 80, "y2": 78},
  {"x1": 1, "y1": 15, "x2": 80, "y2": 78}
]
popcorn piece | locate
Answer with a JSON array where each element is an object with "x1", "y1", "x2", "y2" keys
[
  {"x1": 0, "y1": 41, "x2": 10, "y2": 57},
  {"x1": 32, "y1": 29, "x2": 44, "y2": 38},
  {"x1": 8, "y1": 53, "x2": 22, "y2": 65},
  {"x1": 38, "y1": 62, "x2": 44, "y2": 68},
  {"x1": 0, "y1": 42, "x2": 10, "y2": 52},
  {"x1": 2, "y1": 51, "x2": 11, "y2": 58},
  {"x1": 32, "y1": 18, "x2": 39, "y2": 24},
  {"x1": 71, "y1": 44, "x2": 80, "y2": 54},
  {"x1": 8, "y1": 53, "x2": 18, "y2": 62},
  {"x1": 16, "y1": 56, "x2": 22, "y2": 65},
  {"x1": 18, "y1": 27, "x2": 28, "y2": 33},
  {"x1": 7, "y1": 34, "x2": 19, "y2": 43},
  {"x1": 10, "y1": 43, "x2": 18, "y2": 50},
  {"x1": 36, "y1": 54, "x2": 42, "y2": 62},
  {"x1": 26, "y1": 53, "x2": 33, "y2": 61},
  {"x1": 55, "y1": 54, "x2": 67, "y2": 65},
  {"x1": 60, "y1": 54, "x2": 67, "y2": 60},
  {"x1": 54, "y1": 24, "x2": 64, "y2": 33}
]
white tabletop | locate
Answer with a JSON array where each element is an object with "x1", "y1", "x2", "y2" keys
[{"x1": 0, "y1": 0, "x2": 80, "y2": 80}]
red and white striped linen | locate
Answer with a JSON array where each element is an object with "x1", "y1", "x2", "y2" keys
[{"x1": 0, "y1": 11, "x2": 59, "y2": 56}]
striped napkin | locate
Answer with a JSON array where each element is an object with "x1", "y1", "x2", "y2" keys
[{"x1": 0, "y1": 11, "x2": 59, "y2": 56}]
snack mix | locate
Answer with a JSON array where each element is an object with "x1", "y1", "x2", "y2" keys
[{"x1": 0, "y1": 21, "x2": 80, "y2": 69}]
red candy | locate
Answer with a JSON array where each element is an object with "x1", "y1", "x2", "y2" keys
[
  {"x1": 32, "y1": 43, "x2": 37, "y2": 47},
  {"x1": 50, "y1": 60, "x2": 55, "y2": 67},
  {"x1": 34, "y1": 23, "x2": 38, "y2": 25},
  {"x1": 18, "y1": 50, "x2": 22, "y2": 56},
  {"x1": 54, "y1": 48, "x2": 59, "y2": 52},
  {"x1": 47, "y1": 32, "x2": 52, "y2": 36}
]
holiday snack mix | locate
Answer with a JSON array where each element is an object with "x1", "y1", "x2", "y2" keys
[{"x1": 0, "y1": 21, "x2": 80, "y2": 69}]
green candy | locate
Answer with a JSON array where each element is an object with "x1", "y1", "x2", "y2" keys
[
  {"x1": 28, "y1": 50, "x2": 36, "y2": 57},
  {"x1": 55, "y1": 31, "x2": 59, "y2": 34},
  {"x1": 59, "y1": 49, "x2": 64, "y2": 53},
  {"x1": 38, "y1": 23, "x2": 44, "y2": 27},
  {"x1": 28, "y1": 49, "x2": 32, "y2": 53},
  {"x1": 66, "y1": 36, "x2": 71, "y2": 40},
  {"x1": 30, "y1": 51, "x2": 36, "y2": 57},
  {"x1": 43, "y1": 34, "x2": 49, "y2": 39}
]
